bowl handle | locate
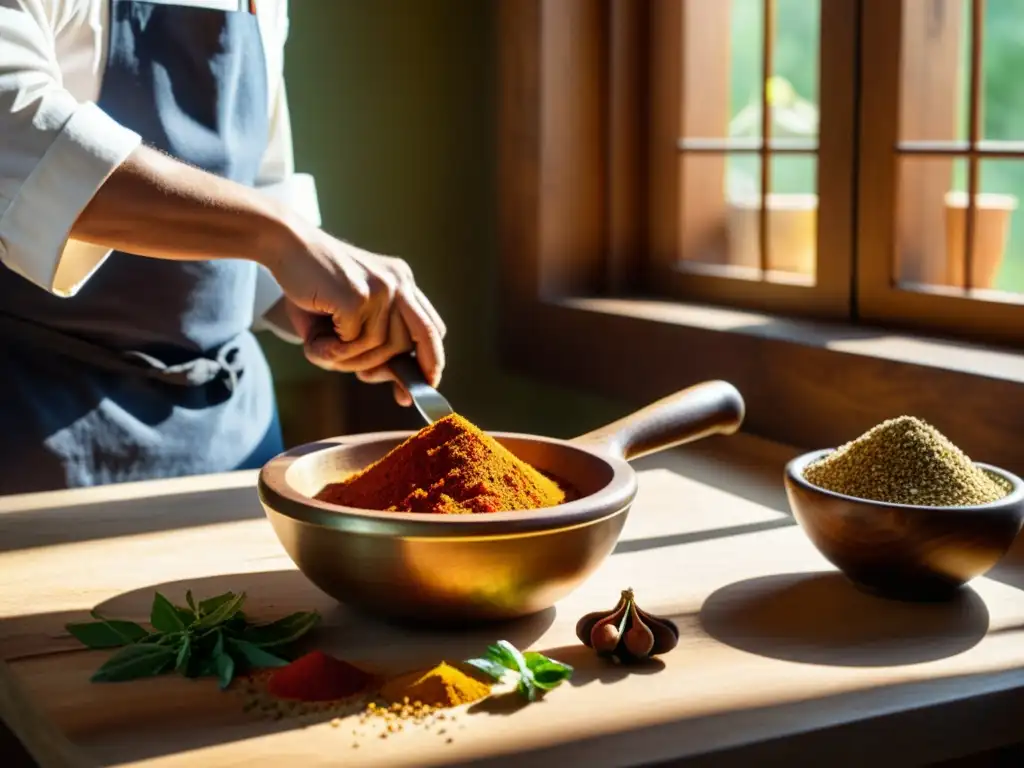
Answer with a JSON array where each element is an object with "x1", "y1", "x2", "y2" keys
[{"x1": 571, "y1": 380, "x2": 745, "y2": 462}]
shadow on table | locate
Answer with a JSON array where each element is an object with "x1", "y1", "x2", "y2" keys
[
  {"x1": 699, "y1": 571, "x2": 989, "y2": 667},
  {"x1": 1, "y1": 569, "x2": 560, "y2": 765},
  {"x1": 0, "y1": 485, "x2": 266, "y2": 554},
  {"x1": 465, "y1": 637, "x2": 679, "y2": 717}
]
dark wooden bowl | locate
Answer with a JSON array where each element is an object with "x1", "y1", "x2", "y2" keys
[{"x1": 784, "y1": 449, "x2": 1024, "y2": 601}]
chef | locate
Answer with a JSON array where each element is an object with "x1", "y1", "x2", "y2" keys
[{"x1": 0, "y1": 0, "x2": 446, "y2": 494}]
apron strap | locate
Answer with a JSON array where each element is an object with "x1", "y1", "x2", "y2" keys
[{"x1": 0, "y1": 311, "x2": 245, "y2": 391}]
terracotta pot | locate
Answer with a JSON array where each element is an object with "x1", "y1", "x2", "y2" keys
[
  {"x1": 944, "y1": 191, "x2": 1017, "y2": 290},
  {"x1": 727, "y1": 193, "x2": 817, "y2": 275}
]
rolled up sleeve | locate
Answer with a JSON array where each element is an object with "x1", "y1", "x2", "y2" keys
[{"x1": 0, "y1": 2, "x2": 141, "y2": 297}]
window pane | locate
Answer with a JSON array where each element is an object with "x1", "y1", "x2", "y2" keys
[
  {"x1": 680, "y1": 0, "x2": 745, "y2": 139},
  {"x1": 680, "y1": 154, "x2": 734, "y2": 265},
  {"x1": 898, "y1": 0, "x2": 969, "y2": 143},
  {"x1": 679, "y1": 0, "x2": 819, "y2": 144},
  {"x1": 978, "y1": 159, "x2": 1024, "y2": 293},
  {"x1": 897, "y1": 156, "x2": 1023, "y2": 299},
  {"x1": 767, "y1": 153, "x2": 817, "y2": 282},
  {"x1": 983, "y1": 0, "x2": 1024, "y2": 140},
  {"x1": 679, "y1": 153, "x2": 816, "y2": 285},
  {"x1": 771, "y1": 0, "x2": 820, "y2": 142},
  {"x1": 727, "y1": 0, "x2": 765, "y2": 140},
  {"x1": 896, "y1": 157, "x2": 967, "y2": 288}
]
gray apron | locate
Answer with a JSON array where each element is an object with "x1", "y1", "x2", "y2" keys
[{"x1": 0, "y1": 0, "x2": 282, "y2": 495}]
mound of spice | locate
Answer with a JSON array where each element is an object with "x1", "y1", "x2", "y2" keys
[
  {"x1": 803, "y1": 416, "x2": 1009, "y2": 506},
  {"x1": 266, "y1": 651, "x2": 374, "y2": 702},
  {"x1": 378, "y1": 662, "x2": 491, "y2": 709},
  {"x1": 316, "y1": 413, "x2": 566, "y2": 514}
]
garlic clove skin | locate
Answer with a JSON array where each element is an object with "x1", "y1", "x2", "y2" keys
[
  {"x1": 591, "y1": 621, "x2": 621, "y2": 653},
  {"x1": 622, "y1": 600, "x2": 655, "y2": 658},
  {"x1": 634, "y1": 605, "x2": 680, "y2": 655},
  {"x1": 575, "y1": 590, "x2": 630, "y2": 648}
]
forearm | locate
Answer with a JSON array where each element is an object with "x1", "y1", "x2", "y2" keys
[{"x1": 71, "y1": 145, "x2": 300, "y2": 269}]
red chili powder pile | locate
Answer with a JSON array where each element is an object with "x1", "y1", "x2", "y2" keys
[
  {"x1": 315, "y1": 414, "x2": 566, "y2": 514},
  {"x1": 266, "y1": 651, "x2": 373, "y2": 702}
]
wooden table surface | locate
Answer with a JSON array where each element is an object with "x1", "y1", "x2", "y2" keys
[{"x1": 2, "y1": 433, "x2": 1024, "y2": 768}]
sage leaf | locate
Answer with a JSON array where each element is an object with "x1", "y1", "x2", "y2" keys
[
  {"x1": 239, "y1": 611, "x2": 320, "y2": 648},
  {"x1": 212, "y1": 629, "x2": 225, "y2": 658},
  {"x1": 150, "y1": 593, "x2": 187, "y2": 633},
  {"x1": 175, "y1": 635, "x2": 192, "y2": 675},
  {"x1": 66, "y1": 619, "x2": 147, "y2": 649},
  {"x1": 91, "y1": 643, "x2": 176, "y2": 683},
  {"x1": 226, "y1": 638, "x2": 289, "y2": 669},
  {"x1": 198, "y1": 592, "x2": 239, "y2": 617},
  {"x1": 196, "y1": 592, "x2": 246, "y2": 629},
  {"x1": 215, "y1": 651, "x2": 235, "y2": 690}
]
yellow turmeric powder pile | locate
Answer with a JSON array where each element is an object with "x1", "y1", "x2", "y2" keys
[
  {"x1": 316, "y1": 413, "x2": 567, "y2": 514},
  {"x1": 379, "y1": 662, "x2": 492, "y2": 709}
]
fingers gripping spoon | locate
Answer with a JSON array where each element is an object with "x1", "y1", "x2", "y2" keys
[{"x1": 387, "y1": 351, "x2": 454, "y2": 425}]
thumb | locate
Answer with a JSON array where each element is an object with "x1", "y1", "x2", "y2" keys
[{"x1": 332, "y1": 309, "x2": 364, "y2": 344}]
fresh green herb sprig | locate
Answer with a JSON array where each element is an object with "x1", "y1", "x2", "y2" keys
[
  {"x1": 465, "y1": 640, "x2": 573, "y2": 701},
  {"x1": 66, "y1": 591, "x2": 320, "y2": 689}
]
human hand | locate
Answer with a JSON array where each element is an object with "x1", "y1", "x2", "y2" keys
[{"x1": 262, "y1": 221, "x2": 446, "y2": 405}]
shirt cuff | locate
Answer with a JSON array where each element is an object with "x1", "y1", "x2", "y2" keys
[
  {"x1": 0, "y1": 102, "x2": 141, "y2": 297},
  {"x1": 256, "y1": 172, "x2": 321, "y2": 227},
  {"x1": 251, "y1": 173, "x2": 320, "y2": 342}
]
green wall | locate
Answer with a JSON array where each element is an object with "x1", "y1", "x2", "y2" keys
[{"x1": 259, "y1": 0, "x2": 621, "y2": 439}]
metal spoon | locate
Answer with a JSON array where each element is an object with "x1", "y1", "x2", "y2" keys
[{"x1": 387, "y1": 351, "x2": 454, "y2": 424}]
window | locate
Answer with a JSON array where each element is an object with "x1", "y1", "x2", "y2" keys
[
  {"x1": 860, "y1": 0, "x2": 1024, "y2": 343},
  {"x1": 498, "y1": 0, "x2": 1024, "y2": 459},
  {"x1": 649, "y1": 0, "x2": 854, "y2": 319},
  {"x1": 499, "y1": 0, "x2": 1024, "y2": 346}
]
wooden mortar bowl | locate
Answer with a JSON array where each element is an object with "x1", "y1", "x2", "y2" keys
[
  {"x1": 784, "y1": 449, "x2": 1024, "y2": 601},
  {"x1": 258, "y1": 381, "x2": 744, "y2": 625}
]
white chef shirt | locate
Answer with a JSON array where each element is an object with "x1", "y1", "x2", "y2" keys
[{"x1": 0, "y1": 0, "x2": 319, "y2": 334}]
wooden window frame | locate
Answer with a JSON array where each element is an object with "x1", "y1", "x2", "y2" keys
[
  {"x1": 859, "y1": 0, "x2": 1024, "y2": 345},
  {"x1": 497, "y1": 0, "x2": 1024, "y2": 471},
  {"x1": 648, "y1": 0, "x2": 856, "y2": 320}
]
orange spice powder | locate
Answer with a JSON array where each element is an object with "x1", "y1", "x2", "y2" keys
[{"x1": 316, "y1": 414, "x2": 566, "y2": 514}]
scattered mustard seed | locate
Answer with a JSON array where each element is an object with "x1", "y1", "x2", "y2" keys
[{"x1": 803, "y1": 416, "x2": 1010, "y2": 507}]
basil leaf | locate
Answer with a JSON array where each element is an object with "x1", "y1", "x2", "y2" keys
[
  {"x1": 175, "y1": 635, "x2": 192, "y2": 675},
  {"x1": 226, "y1": 638, "x2": 289, "y2": 669},
  {"x1": 483, "y1": 642, "x2": 519, "y2": 672},
  {"x1": 185, "y1": 591, "x2": 198, "y2": 615},
  {"x1": 522, "y1": 651, "x2": 573, "y2": 690},
  {"x1": 529, "y1": 662, "x2": 573, "y2": 690},
  {"x1": 151, "y1": 593, "x2": 187, "y2": 633},
  {"x1": 91, "y1": 643, "x2": 177, "y2": 683},
  {"x1": 196, "y1": 592, "x2": 246, "y2": 629},
  {"x1": 215, "y1": 651, "x2": 235, "y2": 690},
  {"x1": 239, "y1": 611, "x2": 320, "y2": 648},
  {"x1": 67, "y1": 619, "x2": 148, "y2": 649},
  {"x1": 523, "y1": 652, "x2": 573, "y2": 676},
  {"x1": 465, "y1": 657, "x2": 509, "y2": 682},
  {"x1": 494, "y1": 640, "x2": 537, "y2": 701}
]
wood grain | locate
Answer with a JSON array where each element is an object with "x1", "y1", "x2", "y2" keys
[{"x1": 2, "y1": 435, "x2": 1024, "y2": 766}]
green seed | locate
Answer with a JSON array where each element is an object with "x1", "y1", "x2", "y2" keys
[{"x1": 803, "y1": 416, "x2": 1010, "y2": 507}]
